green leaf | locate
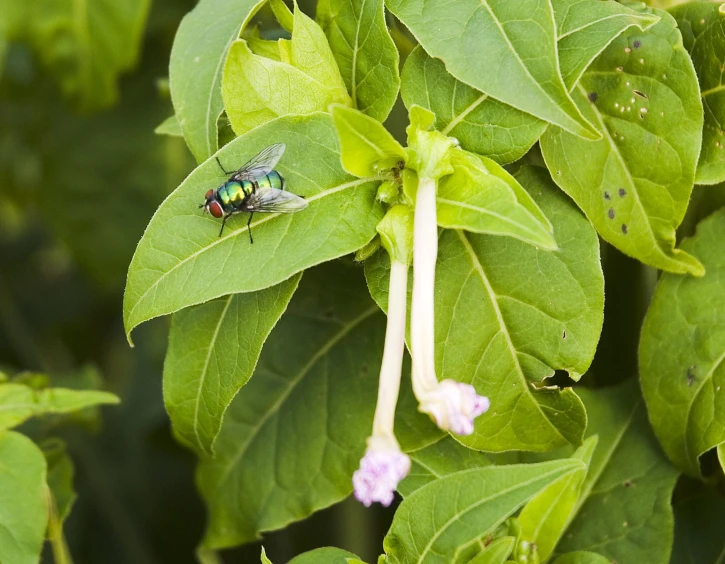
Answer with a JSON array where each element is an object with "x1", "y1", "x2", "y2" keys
[
  {"x1": 317, "y1": 0, "x2": 400, "y2": 121},
  {"x1": 719, "y1": 442, "x2": 725, "y2": 473},
  {"x1": 197, "y1": 261, "x2": 436, "y2": 549},
  {"x1": 518, "y1": 437, "x2": 597, "y2": 562},
  {"x1": 377, "y1": 205, "x2": 413, "y2": 265},
  {"x1": 123, "y1": 113, "x2": 383, "y2": 341},
  {"x1": 0, "y1": 431, "x2": 48, "y2": 564},
  {"x1": 261, "y1": 547, "x2": 273, "y2": 564},
  {"x1": 386, "y1": 0, "x2": 600, "y2": 139},
  {"x1": 640, "y1": 208, "x2": 725, "y2": 476},
  {"x1": 552, "y1": 552, "x2": 610, "y2": 564},
  {"x1": 541, "y1": 8, "x2": 705, "y2": 275},
  {"x1": 367, "y1": 166, "x2": 603, "y2": 452},
  {"x1": 28, "y1": 0, "x2": 150, "y2": 111},
  {"x1": 670, "y1": 2, "x2": 725, "y2": 185},
  {"x1": 437, "y1": 150, "x2": 557, "y2": 249},
  {"x1": 42, "y1": 439, "x2": 77, "y2": 528},
  {"x1": 289, "y1": 548, "x2": 361, "y2": 563},
  {"x1": 223, "y1": 5, "x2": 350, "y2": 136},
  {"x1": 400, "y1": 46, "x2": 546, "y2": 166},
  {"x1": 223, "y1": 39, "x2": 339, "y2": 134},
  {"x1": 169, "y1": 0, "x2": 262, "y2": 162},
  {"x1": 399, "y1": 437, "x2": 492, "y2": 497},
  {"x1": 0, "y1": 382, "x2": 119, "y2": 430},
  {"x1": 554, "y1": 381, "x2": 679, "y2": 564},
  {"x1": 331, "y1": 104, "x2": 406, "y2": 178},
  {"x1": 405, "y1": 106, "x2": 457, "y2": 181},
  {"x1": 467, "y1": 537, "x2": 516, "y2": 564},
  {"x1": 383, "y1": 459, "x2": 586, "y2": 564},
  {"x1": 269, "y1": 0, "x2": 293, "y2": 32},
  {"x1": 554, "y1": 0, "x2": 660, "y2": 89},
  {"x1": 672, "y1": 487, "x2": 725, "y2": 563},
  {"x1": 163, "y1": 275, "x2": 301, "y2": 455},
  {"x1": 155, "y1": 115, "x2": 183, "y2": 137}
]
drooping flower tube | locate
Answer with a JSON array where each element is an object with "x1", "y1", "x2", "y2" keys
[
  {"x1": 409, "y1": 173, "x2": 490, "y2": 436},
  {"x1": 353, "y1": 206, "x2": 413, "y2": 507}
]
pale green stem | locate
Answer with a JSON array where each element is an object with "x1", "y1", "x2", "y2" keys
[
  {"x1": 410, "y1": 177, "x2": 439, "y2": 399},
  {"x1": 371, "y1": 259, "x2": 408, "y2": 440}
]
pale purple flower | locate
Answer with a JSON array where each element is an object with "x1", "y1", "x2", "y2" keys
[
  {"x1": 353, "y1": 440, "x2": 411, "y2": 507},
  {"x1": 418, "y1": 379, "x2": 490, "y2": 435}
]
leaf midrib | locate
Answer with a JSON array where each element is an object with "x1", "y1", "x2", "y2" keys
[
  {"x1": 126, "y1": 176, "x2": 376, "y2": 326},
  {"x1": 214, "y1": 304, "x2": 379, "y2": 488},
  {"x1": 455, "y1": 230, "x2": 567, "y2": 444}
]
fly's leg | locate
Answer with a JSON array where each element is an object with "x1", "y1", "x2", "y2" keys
[
  {"x1": 215, "y1": 157, "x2": 235, "y2": 176},
  {"x1": 219, "y1": 214, "x2": 231, "y2": 237},
  {"x1": 247, "y1": 212, "x2": 254, "y2": 244}
]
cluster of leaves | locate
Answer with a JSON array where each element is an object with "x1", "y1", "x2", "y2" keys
[{"x1": 120, "y1": 0, "x2": 725, "y2": 561}]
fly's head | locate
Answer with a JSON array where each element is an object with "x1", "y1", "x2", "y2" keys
[{"x1": 200, "y1": 189, "x2": 224, "y2": 218}]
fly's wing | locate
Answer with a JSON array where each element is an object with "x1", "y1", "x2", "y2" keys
[
  {"x1": 246, "y1": 187, "x2": 308, "y2": 213},
  {"x1": 232, "y1": 143, "x2": 286, "y2": 181}
]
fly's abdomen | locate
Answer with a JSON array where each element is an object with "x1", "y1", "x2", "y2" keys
[
  {"x1": 256, "y1": 170, "x2": 284, "y2": 191},
  {"x1": 218, "y1": 181, "x2": 254, "y2": 210}
]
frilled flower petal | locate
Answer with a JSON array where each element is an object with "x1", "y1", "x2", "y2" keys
[
  {"x1": 352, "y1": 447, "x2": 411, "y2": 507},
  {"x1": 419, "y1": 379, "x2": 490, "y2": 435}
]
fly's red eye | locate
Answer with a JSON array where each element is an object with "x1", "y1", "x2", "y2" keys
[
  {"x1": 205, "y1": 189, "x2": 214, "y2": 199},
  {"x1": 208, "y1": 201, "x2": 224, "y2": 218}
]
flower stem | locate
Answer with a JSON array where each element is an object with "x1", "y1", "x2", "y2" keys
[
  {"x1": 372, "y1": 260, "x2": 408, "y2": 439},
  {"x1": 410, "y1": 176, "x2": 439, "y2": 398}
]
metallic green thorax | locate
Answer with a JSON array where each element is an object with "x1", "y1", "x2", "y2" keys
[{"x1": 217, "y1": 171, "x2": 284, "y2": 212}]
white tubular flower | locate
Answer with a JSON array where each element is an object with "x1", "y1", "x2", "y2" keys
[
  {"x1": 410, "y1": 177, "x2": 490, "y2": 435},
  {"x1": 353, "y1": 256, "x2": 411, "y2": 507}
]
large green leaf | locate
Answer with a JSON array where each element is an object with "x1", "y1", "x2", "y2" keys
[
  {"x1": 366, "y1": 166, "x2": 603, "y2": 452},
  {"x1": 672, "y1": 487, "x2": 725, "y2": 563},
  {"x1": 123, "y1": 113, "x2": 383, "y2": 341},
  {"x1": 383, "y1": 459, "x2": 585, "y2": 564},
  {"x1": 400, "y1": 2, "x2": 657, "y2": 164},
  {"x1": 670, "y1": 2, "x2": 725, "y2": 185},
  {"x1": 0, "y1": 382, "x2": 119, "y2": 430},
  {"x1": 541, "y1": 8, "x2": 705, "y2": 275},
  {"x1": 223, "y1": 6, "x2": 350, "y2": 136},
  {"x1": 0, "y1": 431, "x2": 47, "y2": 564},
  {"x1": 197, "y1": 261, "x2": 437, "y2": 549},
  {"x1": 387, "y1": 0, "x2": 600, "y2": 139},
  {"x1": 28, "y1": 0, "x2": 150, "y2": 111},
  {"x1": 317, "y1": 0, "x2": 400, "y2": 122},
  {"x1": 163, "y1": 276, "x2": 301, "y2": 455},
  {"x1": 169, "y1": 0, "x2": 262, "y2": 162},
  {"x1": 640, "y1": 209, "x2": 725, "y2": 476},
  {"x1": 437, "y1": 150, "x2": 557, "y2": 249},
  {"x1": 554, "y1": 381, "x2": 679, "y2": 564}
]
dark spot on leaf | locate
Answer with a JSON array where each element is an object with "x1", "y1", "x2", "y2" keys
[
  {"x1": 621, "y1": 224, "x2": 628, "y2": 234},
  {"x1": 324, "y1": 308, "x2": 335, "y2": 319},
  {"x1": 687, "y1": 365, "x2": 696, "y2": 386},
  {"x1": 618, "y1": 188, "x2": 627, "y2": 197},
  {"x1": 604, "y1": 191, "x2": 611, "y2": 200},
  {"x1": 633, "y1": 89, "x2": 648, "y2": 99},
  {"x1": 624, "y1": 480, "x2": 634, "y2": 488},
  {"x1": 608, "y1": 208, "x2": 615, "y2": 219},
  {"x1": 361, "y1": 364, "x2": 369, "y2": 374},
  {"x1": 588, "y1": 92, "x2": 598, "y2": 103},
  {"x1": 562, "y1": 330, "x2": 567, "y2": 339},
  {"x1": 633, "y1": 40, "x2": 642, "y2": 48}
]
